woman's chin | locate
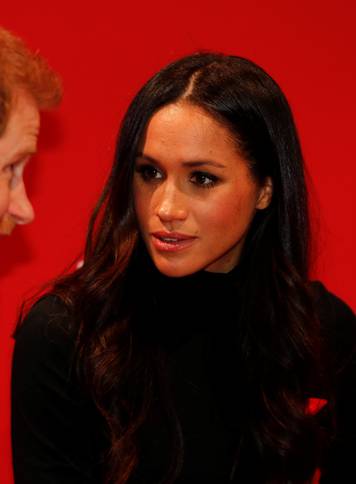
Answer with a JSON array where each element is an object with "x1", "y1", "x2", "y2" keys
[{"x1": 151, "y1": 256, "x2": 201, "y2": 278}]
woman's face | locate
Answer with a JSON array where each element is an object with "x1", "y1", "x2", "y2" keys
[{"x1": 133, "y1": 102, "x2": 272, "y2": 277}]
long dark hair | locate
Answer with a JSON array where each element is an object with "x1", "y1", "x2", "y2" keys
[{"x1": 50, "y1": 52, "x2": 322, "y2": 483}]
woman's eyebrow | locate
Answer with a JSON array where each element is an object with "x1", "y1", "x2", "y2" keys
[{"x1": 136, "y1": 152, "x2": 226, "y2": 169}]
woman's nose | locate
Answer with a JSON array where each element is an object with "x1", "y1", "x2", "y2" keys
[
  {"x1": 155, "y1": 183, "x2": 188, "y2": 222},
  {"x1": 7, "y1": 181, "x2": 35, "y2": 225}
]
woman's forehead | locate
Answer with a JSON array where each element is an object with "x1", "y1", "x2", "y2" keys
[{"x1": 142, "y1": 103, "x2": 239, "y2": 161}]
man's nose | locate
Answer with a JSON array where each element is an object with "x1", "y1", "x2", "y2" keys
[
  {"x1": 155, "y1": 182, "x2": 188, "y2": 222},
  {"x1": 8, "y1": 181, "x2": 35, "y2": 225}
]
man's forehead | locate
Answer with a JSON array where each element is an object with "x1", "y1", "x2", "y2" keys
[
  {"x1": 0, "y1": 89, "x2": 40, "y2": 166},
  {"x1": 11, "y1": 89, "x2": 40, "y2": 130}
]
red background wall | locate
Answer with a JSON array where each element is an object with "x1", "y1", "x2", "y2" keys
[{"x1": 0, "y1": 1, "x2": 355, "y2": 482}]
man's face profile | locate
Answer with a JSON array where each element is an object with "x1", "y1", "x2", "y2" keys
[{"x1": 0, "y1": 89, "x2": 40, "y2": 235}]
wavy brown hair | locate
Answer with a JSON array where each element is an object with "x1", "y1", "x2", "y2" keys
[{"x1": 48, "y1": 52, "x2": 324, "y2": 483}]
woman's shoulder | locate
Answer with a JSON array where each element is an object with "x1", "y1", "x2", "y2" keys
[
  {"x1": 310, "y1": 281, "x2": 354, "y2": 322},
  {"x1": 310, "y1": 281, "x2": 356, "y2": 375},
  {"x1": 310, "y1": 280, "x2": 355, "y2": 332},
  {"x1": 13, "y1": 293, "x2": 77, "y2": 364}
]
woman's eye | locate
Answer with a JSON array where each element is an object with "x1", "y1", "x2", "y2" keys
[
  {"x1": 191, "y1": 171, "x2": 219, "y2": 189},
  {"x1": 135, "y1": 164, "x2": 162, "y2": 182},
  {"x1": 134, "y1": 165, "x2": 219, "y2": 189}
]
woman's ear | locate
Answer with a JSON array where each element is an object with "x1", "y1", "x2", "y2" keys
[{"x1": 256, "y1": 177, "x2": 273, "y2": 210}]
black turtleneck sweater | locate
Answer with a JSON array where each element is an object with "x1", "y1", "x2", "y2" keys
[{"x1": 11, "y1": 259, "x2": 356, "y2": 484}]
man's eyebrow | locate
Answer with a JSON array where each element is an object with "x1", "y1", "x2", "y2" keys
[{"x1": 136, "y1": 152, "x2": 226, "y2": 169}]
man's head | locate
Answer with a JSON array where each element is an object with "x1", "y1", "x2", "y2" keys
[{"x1": 0, "y1": 27, "x2": 62, "y2": 235}]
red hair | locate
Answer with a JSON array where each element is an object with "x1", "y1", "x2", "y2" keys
[{"x1": 0, "y1": 27, "x2": 62, "y2": 134}]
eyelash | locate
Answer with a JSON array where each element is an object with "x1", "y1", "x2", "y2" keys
[
  {"x1": 3, "y1": 163, "x2": 15, "y2": 180},
  {"x1": 135, "y1": 164, "x2": 220, "y2": 189},
  {"x1": 4, "y1": 163, "x2": 14, "y2": 172}
]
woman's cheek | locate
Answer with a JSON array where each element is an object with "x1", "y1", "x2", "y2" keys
[
  {"x1": 205, "y1": 195, "x2": 240, "y2": 227},
  {"x1": 209, "y1": 193, "x2": 256, "y2": 241},
  {"x1": 133, "y1": 186, "x2": 146, "y2": 223}
]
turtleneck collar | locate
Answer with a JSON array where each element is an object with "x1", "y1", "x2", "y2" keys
[{"x1": 132, "y1": 243, "x2": 242, "y2": 349}]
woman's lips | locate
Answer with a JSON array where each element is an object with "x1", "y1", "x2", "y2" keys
[{"x1": 151, "y1": 234, "x2": 197, "y2": 252}]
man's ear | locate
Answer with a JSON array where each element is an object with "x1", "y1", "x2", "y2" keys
[{"x1": 256, "y1": 177, "x2": 273, "y2": 210}]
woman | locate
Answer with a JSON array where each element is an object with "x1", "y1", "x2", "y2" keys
[{"x1": 12, "y1": 52, "x2": 356, "y2": 483}]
